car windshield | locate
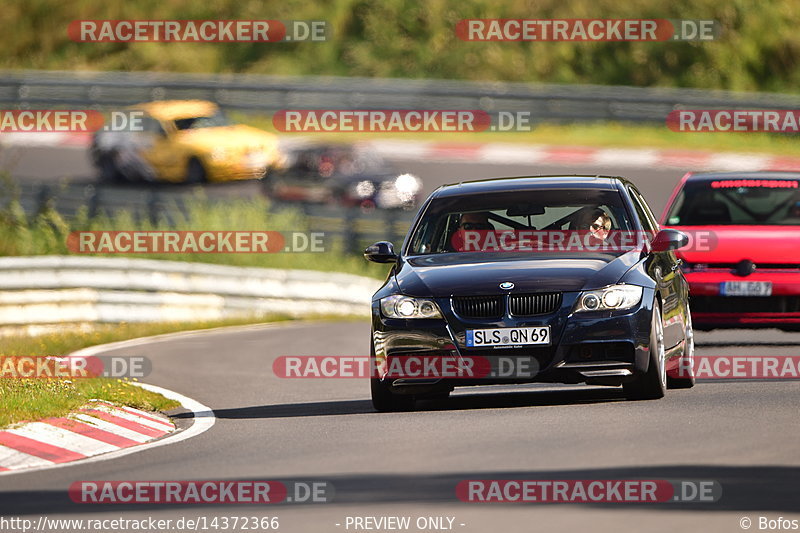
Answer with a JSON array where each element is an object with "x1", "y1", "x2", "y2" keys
[
  {"x1": 665, "y1": 178, "x2": 800, "y2": 226},
  {"x1": 173, "y1": 110, "x2": 230, "y2": 130},
  {"x1": 407, "y1": 188, "x2": 634, "y2": 255}
]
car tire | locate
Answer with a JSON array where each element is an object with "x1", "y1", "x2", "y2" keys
[
  {"x1": 370, "y1": 378, "x2": 415, "y2": 412},
  {"x1": 186, "y1": 158, "x2": 208, "y2": 184},
  {"x1": 668, "y1": 304, "x2": 696, "y2": 389},
  {"x1": 98, "y1": 152, "x2": 125, "y2": 183},
  {"x1": 261, "y1": 175, "x2": 277, "y2": 198},
  {"x1": 624, "y1": 300, "x2": 667, "y2": 401}
]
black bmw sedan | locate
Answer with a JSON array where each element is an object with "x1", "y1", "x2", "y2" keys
[{"x1": 364, "y1": 176, "x2": 695, "y2": 411}]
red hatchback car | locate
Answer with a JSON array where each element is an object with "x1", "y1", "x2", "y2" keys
[{"x1": 661, "y1": 171, "x2": 800, "y2": 331}]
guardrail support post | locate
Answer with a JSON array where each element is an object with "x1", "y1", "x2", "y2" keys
[
  {"x1": 148, "y1": 190, "x2": 160, "y2": 225},
  {"x1": 385, "y1": 209, "x2": 398, "y2": 245},
  {"x1": 344, "y1": 207, "x2": 360, "y2": 254},
  {"x1": 87, "y1": 185, "x2": 100, "y2": 219},
  {"x1": 36, "y1": 184, "x2": 52, "y2": 216}
]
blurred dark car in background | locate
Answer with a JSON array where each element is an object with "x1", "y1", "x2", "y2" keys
[{"x1": 263, "y1": 141, "x2": 421, "y2": 210}]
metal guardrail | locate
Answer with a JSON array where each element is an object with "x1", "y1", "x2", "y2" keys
[
  {"x1": 3, "y1": 69, "x2": 800, "y2": 123},
  {"x1": 0, "y1": 256, "x2": 380, "y2": 324}
]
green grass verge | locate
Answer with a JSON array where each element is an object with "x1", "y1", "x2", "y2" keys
[
  {"x1": 0, "y1": 314, "x2": 359, "y2": 427},
  {"x1": 237, "y1": 114, "x2": 800, "y2": 158},
  {"x1": 0, "y1": 378, "x2": 180, "y2": 429},
  {"x1": 0, "y1": 186, "x2": 391, "y2": 279}
]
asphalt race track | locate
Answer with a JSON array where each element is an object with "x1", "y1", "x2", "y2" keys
[
  {"x1": 1, "y1": 322, "x2": 798, "y2": 532},
  {"x1": 0, "y1": 143, "x2": 682, "y2": 214},
  {"x1": 1, "y1": 144, "x2": 799, "y2": 532}
]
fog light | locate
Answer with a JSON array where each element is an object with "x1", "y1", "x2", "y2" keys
[
  {"x1": 419, "y1": 301, "x2": 437, "y2": 315},
  {"x1": 582, "y1": 294, "x2": 600, "y2": 310}
]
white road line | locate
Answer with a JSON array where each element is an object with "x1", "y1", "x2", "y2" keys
[
  {"x1": 708, "y1": 153, "x2": 771, "y2": 171},
  {"x1": 479, "y1": 144, "x2": 548, "y2": 164},
  {"x1": 594, "y1": 148, "x2": 659, "y2": 167}
]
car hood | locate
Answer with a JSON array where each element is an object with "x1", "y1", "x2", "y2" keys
[
  {"x1": 395, "y1": 251, "x2": 641, "y2": 297},
  {"x1": 176, "y1": 125, "x2": 278, "y2": 151},
  {"x1": 671, "y1": 226, "x2": 800, "y2": 264}
]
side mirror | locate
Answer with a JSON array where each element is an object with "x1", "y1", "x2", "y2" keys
[
  {"x1": 364, "y1": 241, "x2": 398, "y2": 263},
  {"x1": 651, "y1": 229, "x2": 689, "y2": 252}
]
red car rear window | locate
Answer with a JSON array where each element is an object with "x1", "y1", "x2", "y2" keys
[{"x1": 666, "y1": 178, "x2": 800, "y2": 226}]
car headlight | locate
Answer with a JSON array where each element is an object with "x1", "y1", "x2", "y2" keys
[
  {"x1": 380, "y1": 295, "x2": 442, "y2": 319},
  {"x1": 353, "y1": 180, "x2": 376, "y2": 198},
  {"x1": 574, "y1": 285, "x2": 643, "y2": 313},
  {"x1": 393, "y1": 173, "x2": 421, "y2": 202}
]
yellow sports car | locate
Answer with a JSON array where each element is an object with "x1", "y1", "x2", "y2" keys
[{"x1": 91, "y1": 100, "x2": 283, "y2": 183}]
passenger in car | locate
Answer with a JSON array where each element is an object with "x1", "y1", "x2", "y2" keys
[{"x1": 576, "y1": 208, "x2": 612, "y2": 241}]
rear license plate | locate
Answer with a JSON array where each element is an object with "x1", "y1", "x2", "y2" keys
[
  {"x1": 720, "y1": 281, "x2": 772, "y2": 297},
  {"x1": 466, "y1": 326, "x2": 550, "y2": 347}
]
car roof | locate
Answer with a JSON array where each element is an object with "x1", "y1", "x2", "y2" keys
[
  {"x1": 685, "y1": 170, "x2": 800, "y2": 181},
  {"x1": 432, "y1": 175, "x2": 630, "y2": 198},
  {"x1": 132, "y1": 100, "x2": 219, "y2": 121}
]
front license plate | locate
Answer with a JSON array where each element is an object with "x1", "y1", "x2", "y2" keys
[
  {"x1": 720, "y1": 281, "x2": 772, "y2": 297},
  {"x1": 466, "y1": 326, "x2": 550, "y2": 347}
]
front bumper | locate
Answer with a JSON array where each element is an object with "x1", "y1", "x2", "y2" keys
[
  {"x1": 371, "y1": 289, "x2": 655, "y2": 394},
  {"x1": 207, "y1": 154, "x2": 276, "y2": 182},
  {"x1": 685, "y1": 271, "x2": 800, "y2": 328}
]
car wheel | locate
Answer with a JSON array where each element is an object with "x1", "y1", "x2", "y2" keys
[
  {"x1": 624, "y1": 300, "x2": 667, "y2": 400},
  {"x1": 261, "y1": 175, "x2": 277, "y2": 198},
  {"x1": 370, "y1": 378, "x2": 415, "y2": 412},
  {"x1": 668, "y1": 304, "x2": 696, "y2": 389},
  {"x1": 98, "y1": 152, "x2": 125, "y2": 183},
  {"x1": 186, "y1": 158, "x2": 208, "y2": 184}
]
